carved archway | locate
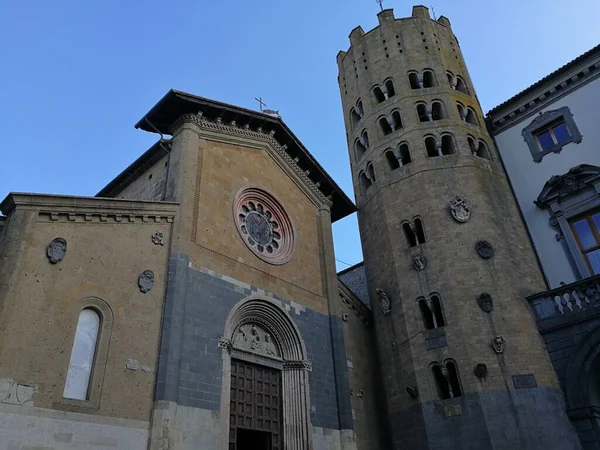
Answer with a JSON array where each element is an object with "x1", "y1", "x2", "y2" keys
[{"x1": 219, "y1": 296, "x2": 313, "y2": 450}]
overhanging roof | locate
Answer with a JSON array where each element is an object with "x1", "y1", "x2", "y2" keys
[{"x1": 133, "y1": 90, "x2": 356, "y2": 222}]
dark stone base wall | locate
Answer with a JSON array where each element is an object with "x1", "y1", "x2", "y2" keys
[
  {"x1": 156, "y1": 253, "x2": 352, "y2": 431},
  {"x1": 391, "y1": 387, "x2": 580, "y2": 450}
]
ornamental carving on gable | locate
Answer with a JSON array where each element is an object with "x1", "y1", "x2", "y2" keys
[
  {"x1": 233, "y1": 187, "x2": 296, "y2": 265},
  {"x1": 233, "y1": 323, "x2": 281, "y2": 358},
  {"x1": 449, "y1": 195, "x2": 471, "y2": 223}
]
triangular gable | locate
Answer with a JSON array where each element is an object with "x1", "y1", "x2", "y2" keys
[{"x1": 535, "y1": 164, "x2": 600, "y2": 208}]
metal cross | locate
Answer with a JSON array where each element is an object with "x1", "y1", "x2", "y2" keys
[
  {"x1": 431, "y1": 5, "x2": 437, "y2": 20},
  {"x1": 376, "y1": 0, "x2": 384, "y2": 11},
  {"x1": 254, "y1": 97, "x2": 267, "y2": 112}
]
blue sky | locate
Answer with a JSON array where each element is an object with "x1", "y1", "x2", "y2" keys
[{"x1": 1, "y1": 0, "x2": 598, "y2": 271}]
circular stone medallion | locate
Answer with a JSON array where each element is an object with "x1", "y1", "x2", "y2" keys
[{"x1": 234, "y1": 187, "x2": 295, "y2": 265}]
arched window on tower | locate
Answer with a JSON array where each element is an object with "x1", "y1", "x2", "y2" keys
[
  {"x1": 417, "y1": 103, "x2": 429, "y2": 122},
  {"x1": 467, "y1": 135, "x2": 478, "y2": 155},
  {"x1": 402, "y1": 218, "x2": 425, "y2": 247},
  {"x1": 440, "y1": 134, "x2": 456, "y2": 155},
  {"x1": 456, "y1": 102, "x2": 466, "y2": 121},
  {"x1": 446, "y1": 71, "x2": 456, "y2": 88},
  {"x1": 425, "y1": 136, "x2": 439, "y2": 158},
  {"x1": 431, "y1": 101, "x2": 446, "y2": 120},
  {"x1": 409, "y1": 72, "x2": 420, "y2": 89},
  {"x1": 373, "y1": 86, "x2": 386, "y2": 103},
  {"x1": 385, "y1": 150, "x2": 400, "y2": 170},
  {"x1": 475, "y1": 140, "x2": 490, "y2": 160},
  {"x1": 356, "y1": 100, "x2": 364, "y2": 117},
  {"x1": 63, "y1": 308, "x2": 101, "y2": 401},
  {"x1": 431, "y1": 361, "x2": 463, "y2": 400},
  {"x1": 359, "y1": 171, "x2": 372, "y2": 191},
  {"x1": 350, "y1": 108, "x2": 361, "y2": 127},
  {"x1": 361, "y1": 130, "x2": 369, "y2": 148},
  {"x1": 385, "y1": 79, "x2": 396, "y2": 98},
  {"x1": 391, "y1": 110, "x2": 402, "y2": 130},
  {"x1": 418, "y1": 294, "x2": 446, "y2": 330},
  {"x1": 379, "y1": 117, "x2": 393, "y2": 136},
  {"x1": 398, "y1": 143, "x2": 411, "y2": 166},
  {"x1": 385, "y1": 144, "x2": 411, "y2": 170},
  {"x1": 423, "y1": 70, "x2": 436, "y2": 88},
  {"x1": 465, "y1": 107, "x2": 478, "y2": 125},
  {"x1": 367, "y1": 163, "x2": 375, "y2": 182},
  {"x1": 455, "y1": 76, "x2": 468, "y2": 94},
  {"x1": 355, "y1": 139, "x2": 367, "y2": 159}
]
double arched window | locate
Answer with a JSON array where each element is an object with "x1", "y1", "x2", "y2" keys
[
  {"x1": 378, "y1": 110, "x2": 403, "y2": 136},
  {"x1": 431, "y1": 360, "x2": 462, "y2": 399},
  {"x1": 425, "y1": 134, "x2": 456, "y2": 157},
  {"x1": 416, "y1": 101, "x2": 447, "y2": 122},
  {"x1": 373, "y1": 79, "x2": 396, "y2": 103},
  {"x1": 384, "y1": 143, "x2": 411, "y2": 170},
  {"x1": 446, "y1": 71, "x2": 469, "y2": 95},
  {"x1": 417, "y1": 294, "x2": 446, "y2": 330},
  {"x1": 359, "y1": 163, "x2": 375, "y2": 192},
  {"x1": 456, "y1": 102, "x2": 478, "y2": 125},
  {"x1": 402, "y1": 217, "x2": 426, "y2": 247},
  {"x1": 354, "y1": 130, "x2": 369, "y2": 160},
  {"x1": 409, "y1": 69, "x2": 437, "y2": 89},
  {"x1": 349, "y1": 100, "x2": 364, "y2": 128},
  {"x1": 467, "y1": 135, "x2": 491, "y2": 160}
]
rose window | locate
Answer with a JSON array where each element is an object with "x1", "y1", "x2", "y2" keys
[{"x1": 233, "y1": 187, "x2": 295, "y2": 265}]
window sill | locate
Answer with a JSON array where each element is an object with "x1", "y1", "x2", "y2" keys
[
  {"x1": 533, "y1": 139, "x2": 577, "y2": 163},
  {"x1": 53, "y1": 398, "x2": 99, "y2": 414}
]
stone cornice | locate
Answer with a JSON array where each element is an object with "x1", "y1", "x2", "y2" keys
[
  {"x1": 0, "y1": 193, "x2": 178, "y2": 222},
  {"x1": 488, "y1": 46, "x2": 600, "y2": 133},
  {"x1": 171, "y1": 113, "x2": 333, "y2": 209},
  {"x1": 338, "y1": 279, "x2": 372, "y2": 325}
]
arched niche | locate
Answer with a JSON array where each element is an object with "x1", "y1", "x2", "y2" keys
[{"x1": 219, "y1": 296, "x2": 313, "y2": 450}]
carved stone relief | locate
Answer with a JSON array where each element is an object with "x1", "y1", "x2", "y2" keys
[
  {"x1": 492, "y1": 336, "x2": 505, "y2": 354},
  {"x1": 138, "y1": 270, "x2": 155, "y2": 293},
  {"x1": 342, "y1": 313, "x2": 349, "y2": 322},
  {"x1": 406, "y1": 386, "x2": 419, "y2": 400},
  {"x1": 0, "y1": 378, "x2": 36, "y2": 406},
  {"x1": 152, "y1": 231, "x2": 165, "y2": 246},
  {"x1": 449, "y1": 196, "x2": 471, "y2": 223},
  {"x1": 376, "y1": 289, "x2": 391, "y2": 315},
  {"x1": 412, "y1": 253, "x2": 426, "y2": 271},
  {"x1": 233, "y1": 323, "x2": 280, "y2": 358},
  {"x1": 46, "y1": 238, "x2": 67, "y2": 264},
  {"x1": 474, "y1": 363, "x2": 488, "y2": 380},
  {"x1": 476, "y1": 240, "x2": 494, "y2": 259},
  {"x1": 477, "y1": 293, "x2": 493, "y2": 313}
]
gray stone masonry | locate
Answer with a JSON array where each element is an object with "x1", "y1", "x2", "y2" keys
[{"x1": 155, "y1": 253, "x2": 352, "y2": 431}]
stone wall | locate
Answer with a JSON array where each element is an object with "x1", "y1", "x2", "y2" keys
[
  {"x1": 0, "y1": 194, "x2": 177, "y2": 425},
  {"x1": 115, "y1": 154, "x2": 170, "y2": 201},
  {"x1": 0, "y1": 404, "x2": 149, "y2": 450}
]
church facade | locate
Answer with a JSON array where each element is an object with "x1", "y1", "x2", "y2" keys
[{"x1": 0, "y1": 5, "x2": 594, "y2": 450}]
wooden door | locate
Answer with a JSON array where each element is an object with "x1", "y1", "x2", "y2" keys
[{"x1": 229, "y1": 359, "x2": 282, "y2": 450}]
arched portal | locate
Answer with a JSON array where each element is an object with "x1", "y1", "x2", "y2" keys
[{"x1": 219, "y1": 296, "x2": 313, "y2": 450}]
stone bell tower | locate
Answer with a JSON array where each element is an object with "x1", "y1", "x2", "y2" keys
[{"x1": 337, "y1": 6, "x2": 580, "y2": 450}]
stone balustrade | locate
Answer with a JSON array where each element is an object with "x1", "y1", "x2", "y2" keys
[{"x1": 527, "y1": 275, "x2": 600, "y2": 322}]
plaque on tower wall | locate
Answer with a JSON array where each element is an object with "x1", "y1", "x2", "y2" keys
[{"x1": 449, "y1": 196, "x2": 471, "y2": 223}]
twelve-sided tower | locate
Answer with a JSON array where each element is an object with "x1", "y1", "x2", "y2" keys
[{"x1": 337, "y1": 6, "x2": 580, "y2": 449}]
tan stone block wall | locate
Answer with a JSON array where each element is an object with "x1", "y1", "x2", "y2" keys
[
  {"x1": 115, "y1": 154, "x2": 169, "y2": 201},
  {"x1": 177, "y1": 138, "x2": 328, "y2": 314},
  {"x1": 338, "y1": 289, "x2": 388, "y2": 450},
  {"x1": 0, "y1": 204, "x2": 173, "y2": 422}
]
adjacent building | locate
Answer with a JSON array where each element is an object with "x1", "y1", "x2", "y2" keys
[{"x1": 489, "y1": 44, "x2": 600, "y2": 449}]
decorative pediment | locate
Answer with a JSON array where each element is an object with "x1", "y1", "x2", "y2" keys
[
  {"x1": 523, "y1": 108, "x2": 565, "y2": 130},
  {"x1": 535, "y1": 165, "x2": 600, "y2": 208}
]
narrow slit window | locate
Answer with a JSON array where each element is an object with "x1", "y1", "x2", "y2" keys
[
  {"x1": 398, "y1": 143, "x2": 411, "y2": 165},
  {"x1": 391, "y1": 111, "x2": 402, "y2": 130},
  {"x1": 432, "y1": 364, "x2": 451, "y2": 399},
  {"x1": 414, "y1": 218, "x2": 425, "y2": 243},
  {"x1": 418, "y1": 298, "x2": 435, "y2": 329},
  {"x1": 446, "y1": 361, "x2": 462, "y2": 397},
  {"x1": 63, "y1": 309, "x2": 100, "y2": 401}
]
